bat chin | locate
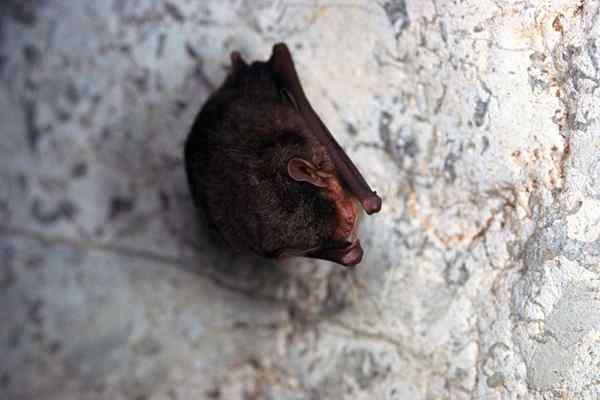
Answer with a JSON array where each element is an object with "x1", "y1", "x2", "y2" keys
[
  {"x1": 309, "y1": 239, "x2": 363, "y2": 267},
  {"x1": 338, "y1": 239, "x2": 363, "y2": 267}
]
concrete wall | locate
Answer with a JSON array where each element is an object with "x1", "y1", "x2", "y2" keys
[{"x1": 1, "y1": 1, "x2": 599, "y2": 399}]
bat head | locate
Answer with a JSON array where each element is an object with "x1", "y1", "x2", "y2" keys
[
  {"x1": 285, "y1": 157, "x2": 363, "y2": 266},
  {"x1": 184, "y1": 44, "x2": 380, "y2": 267}
]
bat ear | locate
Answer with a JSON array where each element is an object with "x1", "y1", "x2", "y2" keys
[
  {"x1": 287, "y1": 158, "x2": 327, "y2": 188},
  {"x1": 230, "y1": 51, "x2": 247, "y2": 71}
]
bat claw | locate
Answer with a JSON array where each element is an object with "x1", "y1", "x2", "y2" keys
[{"x1": 362, "y1": 193, "x2": 382, "y2": 215}]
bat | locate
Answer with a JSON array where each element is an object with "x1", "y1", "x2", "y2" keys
[{"x1": 184, "y1": 43, "x2": 381, "y2": 267}]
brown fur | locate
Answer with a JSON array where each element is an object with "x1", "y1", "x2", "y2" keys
[{"x1": 185, "y1": 59, "x2": 338, "y2": 257}]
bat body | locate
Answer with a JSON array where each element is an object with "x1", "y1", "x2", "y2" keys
[{"x1": 184, "y1": 44, "x2": 381, "y2": 267}]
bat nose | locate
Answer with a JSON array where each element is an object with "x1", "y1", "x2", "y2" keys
[{"x1": 341, "y1": 203, "x2": 356, "y2": 225}]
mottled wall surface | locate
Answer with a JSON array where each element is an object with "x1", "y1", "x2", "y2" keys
[{"x1": 1, "y1": 1, "x2": 599, "y2": 399}]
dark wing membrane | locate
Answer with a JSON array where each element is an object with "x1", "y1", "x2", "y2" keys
[{"x1": 269, "y1": 43, "x2": 382, "y2": 214}]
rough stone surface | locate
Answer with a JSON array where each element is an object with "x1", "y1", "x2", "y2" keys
[{"x1": 1, "y1": 1, "x2": 599, "y2": 399}]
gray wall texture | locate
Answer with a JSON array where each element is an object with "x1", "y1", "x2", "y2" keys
[{"x1": 1, "y1": 0, "x2": 599, "y2": 399}]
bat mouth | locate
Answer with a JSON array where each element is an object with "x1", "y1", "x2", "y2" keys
[
  {"x1": 330, "y1": 239, "x2": 363, "y2": 267},
  {"x1": 308, "y1": 238, "x2": 363, "y2": 267},
  {"x1": 341, "y1": 239, "x2": 363, "y2": 266},
  {"x1": 340, "y1": 223, "x2": 363, "y2": 266},
  {"x1": 320, "y1": 201, "x2": 363, "y2": 267}
]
